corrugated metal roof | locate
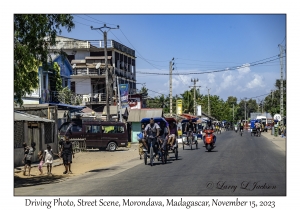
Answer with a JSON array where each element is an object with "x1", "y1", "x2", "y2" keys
[
  {"x1": 127, "y1": 109, "x2": 163, "y2": 122},
  {"x1": 14, "y1": 111, "x2": 54, "y2": 122}
]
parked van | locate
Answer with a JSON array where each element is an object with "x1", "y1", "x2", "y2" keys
[{"x1": 58, "y1": 120, "x2": 128, "y2": 151}]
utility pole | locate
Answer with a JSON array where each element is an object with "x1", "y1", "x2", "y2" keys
[
  {"x1": 91, "y1": 24, "x2": 119, "y2": 121},
  {"x1": 279, "y1": 44, "x2": 285, "y2": 125},
  {"x1": 169, "y1": 58, "x2": 174, "y2": 115},
  {"x1": 233, "y1": 104, "x2": 234, "y2": 122},
  {"x1": 206, "y1": 87, "x2": 211, "y2": 116},
  {"x1": 244, "y1": 98, "x2": 247, "y2": 123},
  {"x1": 189, "y1": 79, "x2": 200, "y2": 116},
  {"x1": 116, "y1": 76, "x2": 122, "y2": 122}
]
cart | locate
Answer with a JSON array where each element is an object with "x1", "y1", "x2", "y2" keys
[
  {"x1": 181, "y1": 118, "x2": 199, "y2": 150},
  {"x1": 140, "y1": 117, "x2": 169, "y2": 166}
]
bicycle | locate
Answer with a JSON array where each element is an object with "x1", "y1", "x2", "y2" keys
[{"x1": 144, "y1": 136, "x2": 156, "y2": 166}]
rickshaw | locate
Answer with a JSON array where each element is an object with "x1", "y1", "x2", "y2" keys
[
  {"x1": 250, "y1": 120, "x2": 261, "y2": 137},
  {"x1": 181, "y1": 118, "x2": 199, "y2": 150},
  {"x1": 165, "y1": 117, "x2": 179, "y2": 160},
  {"x1": 140, "y1": 117, "x2": 169, "y2": 166}
]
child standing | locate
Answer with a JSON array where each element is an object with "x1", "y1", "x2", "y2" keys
[
  {"x1": 43, "y1": 145, "x2": 58, "y2": 176},
  {"x1": 37, "y1": 151, "x2": 44, "y2": 175},
  {"x1": 23, "y1": 142, "x2": 36, "y2": 176}
]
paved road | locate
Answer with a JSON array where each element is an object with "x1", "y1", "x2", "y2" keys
[{"x1": 14, "y1": 130, "x2": 286, "y2": 196}]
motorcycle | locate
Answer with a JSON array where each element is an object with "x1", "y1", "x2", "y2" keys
[
  {"x1": 234, "y1": 125, "x2": 238, "y2": 133},
  {"x1": 204, "y1": 129, "x2": 215, "y2": 152}
]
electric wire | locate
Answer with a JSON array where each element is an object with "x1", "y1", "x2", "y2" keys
[{"x1": 136, "y1": 56, "x2": 284, "y2": 75}]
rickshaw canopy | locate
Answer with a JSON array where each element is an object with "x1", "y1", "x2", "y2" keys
[
  {"x1": 140, "y1": 117, "x2": 168, "y2": 124},
  {"x1": 181, "y1": 118, "x2": 199, "y2": 123}
]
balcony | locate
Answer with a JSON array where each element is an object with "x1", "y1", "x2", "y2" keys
[
  {"x1": 72, "y1": 68, "x2": 106, "y2": 76},
  {"x1": 82, "y1": 93, "x2": 112, "y2": 105},
  {"x1": 51, "y1": 41, "x2": 91, "y2": 50}
]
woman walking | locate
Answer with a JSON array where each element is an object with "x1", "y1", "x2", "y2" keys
[{"x1": 60, "y1": 136, "x2": 75, "y2": 174}]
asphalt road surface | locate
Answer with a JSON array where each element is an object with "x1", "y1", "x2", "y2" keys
[{"x1": 15, "y1": 130, "x2": 286, "y2": 196}]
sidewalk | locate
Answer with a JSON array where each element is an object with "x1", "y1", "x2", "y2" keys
[
  {"x1": 14, "y1": 144, "x2": 141, "y2": 187},
  {"x1": 260, "y1": 129, "x2": 286, "y2": 152}
]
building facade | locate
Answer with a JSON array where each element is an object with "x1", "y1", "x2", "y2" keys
[
  {"x1": 22, "y1": 55, "x2": 73, "y2": 104},
  {"x1": 49, "y1": 36, "x2": 137, "y2": 112}
]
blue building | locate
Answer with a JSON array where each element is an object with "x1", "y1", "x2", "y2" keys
[{"x1": 22, "y1": 55, "x2": 73, "y2": 104}]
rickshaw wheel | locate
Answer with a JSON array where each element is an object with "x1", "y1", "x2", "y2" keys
[{"x1": 174, "y1": 148, "x2": 178, "y2": 160}]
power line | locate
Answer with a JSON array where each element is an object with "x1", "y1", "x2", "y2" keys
[
  {"x1": 73, "y1": 20, "x2": 90, "y2": 27},
  {"x1": 280, "y1": 36, "x2": 286, "y2": 45},
  {"x1": 119, "y1": 28, "x2": 162, "y2": 71},
  {"x1": 84, "y1": 15, "x2": 119, "y2": 27},
  {"x1": 246, "y1": 93, "x2": 270, "y2": 99},
  {"x1": 136, "y1": 56, "x2": 283, "y2": 75}
]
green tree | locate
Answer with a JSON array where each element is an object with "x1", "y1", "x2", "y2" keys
[
  {"x1": 181, "y1": 89, "x2": 197, "y2": 114},
  {"x1": 51, "y1": 62, "x2": 63, "y2": 92},
  {"x1": 263, "y1": 79, "x2": 286, "y2": 117},
  {"x1": 226, "y1": 96, "x2": 238, "y2": 106},
  {"x1": 14, "y1": 14, "x2": 75, "y2": 106},
  {"x1": 57, "y1": 87, "x2": 82, "y2": 105}
]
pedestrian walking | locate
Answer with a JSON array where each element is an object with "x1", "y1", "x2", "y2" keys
[
  {"x1": 37, "y1": 151, "x2": 44, "y2": 175},
  {"x1": 44, "y1": 144, "x2": 59, "y2": 176},
  {"x1": 23, "y1": 142, "x2": 36, "y2": 176},
  {"x1": 60, "y1": 136, "x2": 75, "y2": 174}
]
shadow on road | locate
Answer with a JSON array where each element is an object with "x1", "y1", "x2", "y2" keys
[
  {"x1": 14, "y1": 174, "x2": 67, "y2": 188},
  {"x1": 88, "y1": 166, "x2": 118, "y2": 173}
]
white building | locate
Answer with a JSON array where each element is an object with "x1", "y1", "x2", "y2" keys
[{"x1": 48, "y1": 36, "x2": 137, "y2": 112}]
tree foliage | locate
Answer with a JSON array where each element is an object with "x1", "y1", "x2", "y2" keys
[
  {"x1": 262, "y1": 79, "x2": 286, "y2": 117},
  {"x1": 14, "y1": 14, "x2": 74, "y2": 106},
  {"x1": 52, "y1": 62, "x2": 63, "y2": 92},
  {"x1": 57, "y1": 87, "x2": 82, "y2": 105}
]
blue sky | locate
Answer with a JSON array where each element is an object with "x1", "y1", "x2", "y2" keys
[{"x1": 60, "y1": 14, "x2": 286, "y2": 103}]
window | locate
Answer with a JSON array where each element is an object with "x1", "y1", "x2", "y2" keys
[
  {"x1": 102, "y1": 125, "x2": 125, "y2": 134},
  {"x1": 59, "y1": 123, "x2": 71, "y2": 132},
  {"x1": 86, "y1": 125, "x2": 101, "y2": 133},
  {"x1": 71, "y1": 82, "x2": 75, "y2": 92},
  {"x1": 64, "y1": 79, "x2": 68, "y2": 88},
  {"x1": 71, "y1": 124, "x2": 82, "y2": 132},
  {"x1": 43, "y1": 75, "x2": 46, "y2": 89},
  {"x1": 90, "y1": 51, "x2": 104, "y2": 56}
]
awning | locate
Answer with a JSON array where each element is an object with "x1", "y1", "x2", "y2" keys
[{"x1": 14, "y1": 111, "x2": 54, "y2": 122}]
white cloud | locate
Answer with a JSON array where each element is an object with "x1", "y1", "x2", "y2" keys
[
  {"x1": 207, "y1": 73, "x2": 215, "y2": 84},
  {"x1": 246, "y1": 74, "x2": 265, "y2": 89},
  {"x1": 137, "y1": 66, "x2": 276, "y2": 101},
  {"x1": 237, "y1": 63, "x2": 251, "y2": 78}
]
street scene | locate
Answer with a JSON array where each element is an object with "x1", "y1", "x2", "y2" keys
[
  {"x1": 13, "y1": 14, "x2": 287, "y2": 199},
  {"x1": 14, "y1": 129, "x2": 285, "y2": 196}
]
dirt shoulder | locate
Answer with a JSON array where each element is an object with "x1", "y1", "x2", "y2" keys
[{"x1": 14, "y1": 144, "x2": 142, "y2": 188}]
